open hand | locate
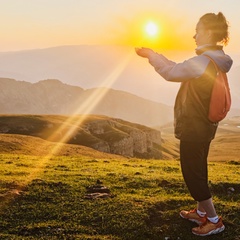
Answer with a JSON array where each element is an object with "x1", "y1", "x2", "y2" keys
[{"x1": 135, "y1": 47, "x2": 154, "y2": 58}]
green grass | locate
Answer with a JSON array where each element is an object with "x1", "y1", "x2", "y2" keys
[{"x1": 0, "y1": 148, "x2": 239, "y2": 240}]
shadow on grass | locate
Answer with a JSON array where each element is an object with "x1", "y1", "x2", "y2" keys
[
  {"x1": 0, "y1": 179, "x2": 239, "y2": 240},
  {"x1": 210, "y1": 182, "x2": 240, "y2": 199},
  {"x1": 145, "y1": 197, "x2": 240, "y2": 240}
]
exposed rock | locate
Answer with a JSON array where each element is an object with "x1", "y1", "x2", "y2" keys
[
  {"x1": 110, "y1": 136, "x2": 133, "y2": 156},
  {"x1": 84, "y1": 118, "x2": 162, "y2": 158},
  {"x1": 92, "y1": 141, "x2": 110, "y2": 153},
  {"x1": 0, "y1": 115, "x2": 162, "y2": 158},
  {"x1": 86, "y1": 185, "x2": 110, "y2": 194},
  {"x1": 83, "y1": 192, "x2": 114, "y2": 199},
  {"x1": 84, "y1": 181, "x2": 114, "y2": 199}
]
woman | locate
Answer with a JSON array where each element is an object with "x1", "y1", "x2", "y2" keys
[{"x1": 136, "y1": 12, "x2": 232, "y2": 236}]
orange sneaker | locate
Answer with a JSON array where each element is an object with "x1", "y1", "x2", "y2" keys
[
  {"x1": 180, "y1": 209, "x2": 207, "y2": 225},
  {"x1": 192, "y1": 217, "x2": 225, "y2": 236}
]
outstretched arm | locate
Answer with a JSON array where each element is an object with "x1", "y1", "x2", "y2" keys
[
  {"x1": 135, "y1": 47, "x2": 177, "y2": 81},
  {"x1": 135, "y1": 47, "x2": 207, "y2": 82}
]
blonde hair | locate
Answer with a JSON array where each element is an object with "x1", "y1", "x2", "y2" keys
[{"x1": 200, "y1": 12, "x2": 229, "y2": 46}]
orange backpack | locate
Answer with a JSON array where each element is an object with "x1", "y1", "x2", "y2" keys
[{"x1": 193, "y1": 55, "x2": 231, "y2": 123}]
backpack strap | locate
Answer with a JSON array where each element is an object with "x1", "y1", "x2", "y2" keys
[{"x1": 203, "y1": 54, "x2": 219, "y2": 72}]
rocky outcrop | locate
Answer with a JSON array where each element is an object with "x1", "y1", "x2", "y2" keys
[
  {"x1": 82, "y1": 117, "x2": 162, "y2": 158},
  {"x1": 0, "y1": 115, "x2": 162, "y2": 158}
]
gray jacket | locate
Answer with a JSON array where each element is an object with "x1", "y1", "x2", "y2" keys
[{"x1": 148, "y1": 45, "x2": 233, "y2": 142}]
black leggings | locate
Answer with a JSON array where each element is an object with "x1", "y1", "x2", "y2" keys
[{"x1": 180, "y1": 141, "x2": 212, "y2": 202}]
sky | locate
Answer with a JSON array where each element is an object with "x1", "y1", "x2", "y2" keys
[{"x1": 0, "y1": 0, "x2": 240, "y2": 53}]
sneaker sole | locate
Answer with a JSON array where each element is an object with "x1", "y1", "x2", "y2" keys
[
  {"x1": 192, "y1": 225, "x2": 225, "y2": 236},
  {"x1": 179, "y1": 213, "x2": 204, "y2": 225}
]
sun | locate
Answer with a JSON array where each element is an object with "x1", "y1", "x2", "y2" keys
[{"x1": 145, "y1": 21, "x2": 159, "y2": 37}]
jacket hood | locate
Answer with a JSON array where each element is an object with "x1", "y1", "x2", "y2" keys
[
  {"x1": 196, "y1": 45, "x2": 233, "y2": 73},
  {"x1": 203, "y1": 49, "x2": 233, "y2": 73}
]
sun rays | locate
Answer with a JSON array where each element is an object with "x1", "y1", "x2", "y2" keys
[
  {"x1": 17, "y1": 48, "x2": 135, "y2": 188},
  {"x1": 46, "y1": 49, "x2": 134, "y2": 148}
]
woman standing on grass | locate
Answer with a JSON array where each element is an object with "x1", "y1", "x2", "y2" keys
[{"x1": 136, "y1": 12, "x2": 232, "y2": 237}]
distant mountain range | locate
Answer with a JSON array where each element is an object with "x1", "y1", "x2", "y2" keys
[
  {"x1": 0, "y1": 78, "x2": 173, "y2": 127},
  {"x1": 0, "y1": 45, "x2": 239, "y2": 124},
  {"x1": 0, "y1": 45, "x2": 190, "y2": 106}
]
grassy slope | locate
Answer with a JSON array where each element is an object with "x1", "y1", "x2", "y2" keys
[
  {"x1": 0, "y1": 114, "x2": 163, "y2": 158},
  {"x1": 0, "y1": 134, "x2": 239, "y2": 240}
]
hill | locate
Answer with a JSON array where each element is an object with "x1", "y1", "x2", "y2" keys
[
  {"x1": 0, "y1": 134, "x2": 121, "y2": 159},
  {"x1": 0, "y1": 114, "x2": 163, "y2": 158},
  {"x1": 0, "y1": 78, "x2": 173, "y2": 127},
  {"x1": 1, "y1": 114, "x2": 240, "y2": 161},
  {"x1": 0, "y1": 45, "x2": 181, "y2": 106}
]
